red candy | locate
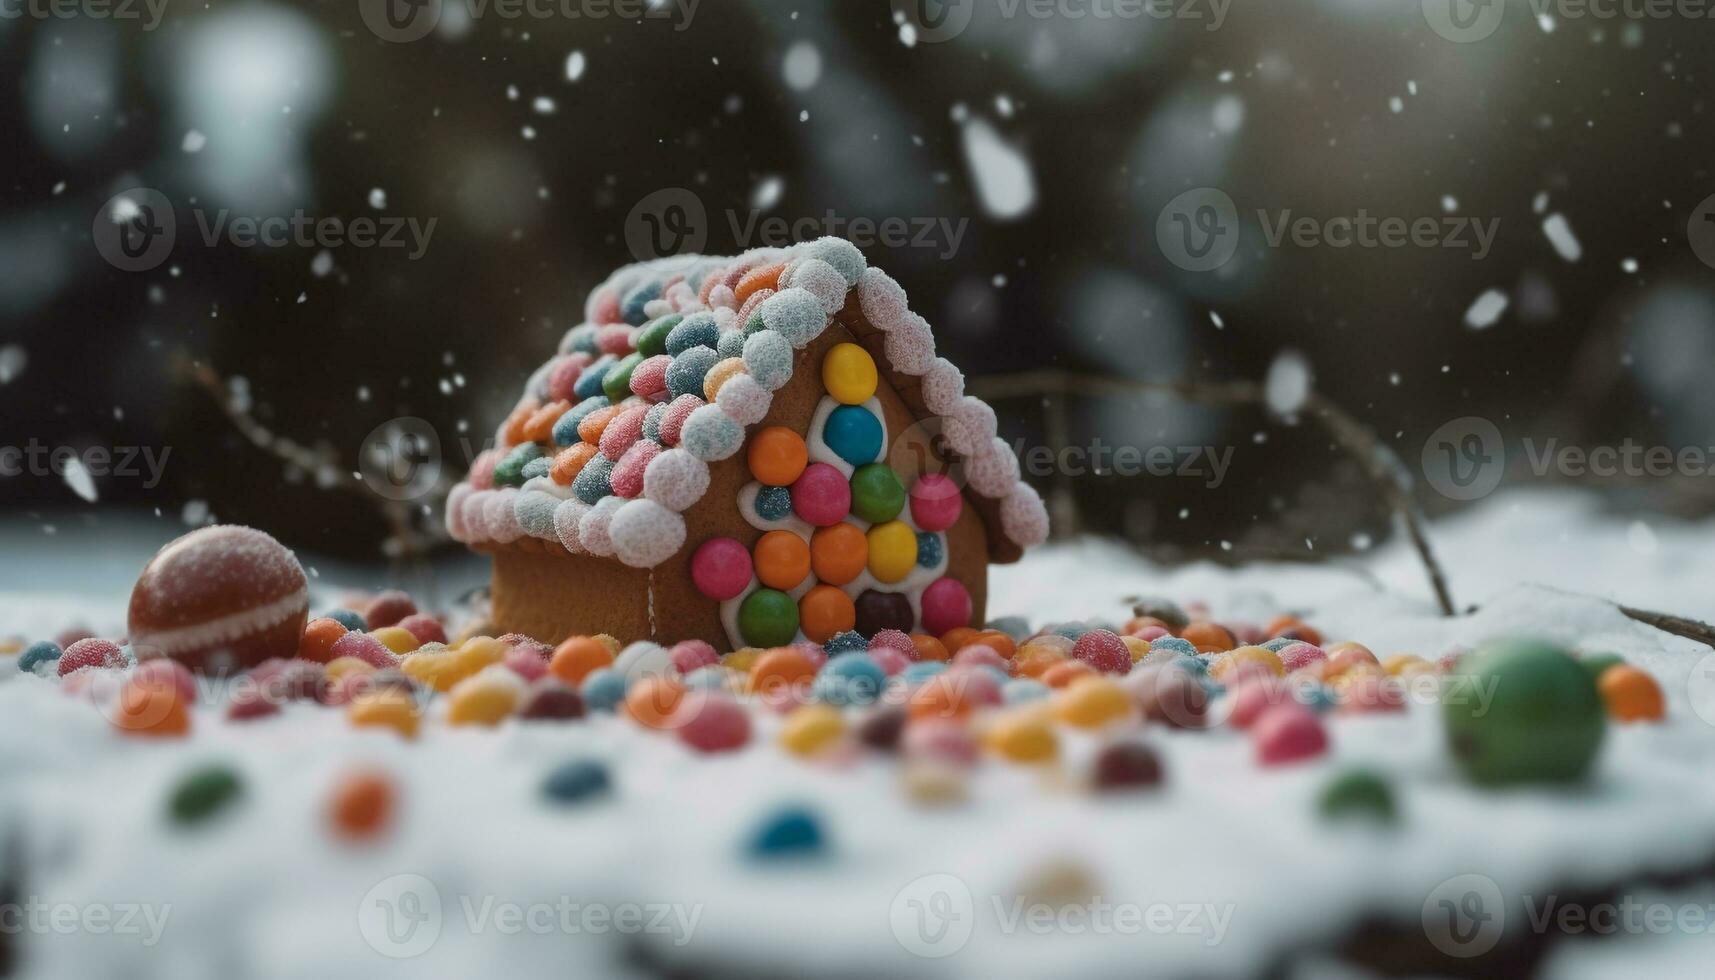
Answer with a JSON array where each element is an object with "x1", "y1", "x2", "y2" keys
[
  {"x1": 1071, "y1": 629, "x2": 1131, "y2": 675},
  {"x1": 364, "y1": 591, "x2": 417, "y2": 630},
  {"x1": 329, "y1": 632, "x2": 399, "y2": 670},
  {"x1": 504, "y1": 646, "x2": 550, "y2": 681},
  {"x1": 1278, "y1": 642, "x2": 1327, "y2": 672},
  {"x1": 547, "y1": 354, "x2": 590, "y2": 403},
  {"x1": 599, "y1": 406, "x2": 648, "y2": 461},
  {"x1": 673, "y1": 692, "x2": 751, "y2": 753},
  {"x1": 1252, "y1": 704, "x2": 1329, "y2": 766},
  {"x1": 690, "y1": 537, "x2": 753, "y2": 601},
  {"x1": 596, "y1": 324, "x2": 635, "y2": 355},
  {"x1": 396, "y1": 614, "x2": 447, "y2": 646},
  {"x1": 870, "y1": 629, "x2": 917, "y2": 661},
  {"x1": 58, "y1": 638, "x2": 125, "y2": 676},
  {"x1": 790, "y1": 463, "x2": 852, "y2": 527},
  {"x1": 629, "y1": 354, "x2": 673, "y2": 401},
  {"x1": 670, "y1": 640, "x2": 719, "y2": 674},
  {"x1": 918, "y1": 578, "x2": 972, "y2": 637},
  {"x1": 609, "y1": 440, "x2": 661, "y2": 499},
  {"x1": 908, "y1": 473, "x2": 963, "y2": 532},
  {"x1": 1228, "y1": 677, "x2": 1292, "y2": 729},
  {"x1": 659, "y1": 394, "x2": 704, "y2": 447},
  {"x1": 128, "y1": 526, "x2": 309, "y2": 675}
]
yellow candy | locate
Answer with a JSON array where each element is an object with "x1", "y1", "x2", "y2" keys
[
  {"x1": 447, "y1": 671, "x2": 522, "y2": 726},
  {"x1": 779, "y1": 704, "x2": 845, "y2": 756},
  {"x1": 984, "y1": 713, "x2": 1058, "y2": 763},
  {"x1": 371, "y1": 626, "x2": 421, "y2": 654},
  {"x1": 348, "y1": 689, "x2": 420, "y2": 739},
  {"x1": 723, "y1": 648, "x2": 762, "y2": 673},
  {"x1": 703, "y1": 357, "x2": 748, "y2": 401},
  {"x1": 821, "y1": 342, "x2": 878, "y2": 405},
  {"x1": 902, "y1": 763, "x2": 968, "y2": 807},
  {"x1": 1208, "y1": 645, "x2": 1284, "y2": 680},
  {"x1": 1054, "y1": 677, "x2": 1133, "y2": 729},
  {"x1": 1382, "y1": 654, "x2": 1428, "y2": 676},
  {"x1": 866, "y1": 520, "x2": 918, "y2": 584},
  {"x1": 0, "y1": 639, "x2": 23, "y2": 656},
  {"x1": 593, "y1": 634, "x2": 623, "y2": 656},
  {"x1": 453, "y1": 620, "x2": 496, "y2": 645},
  {"x1": 325, "y1": 657, "x2": 377, "y2": 683},
  {"x1": 1121, "y1": 636, "x2": 1150, "y2": 663}
]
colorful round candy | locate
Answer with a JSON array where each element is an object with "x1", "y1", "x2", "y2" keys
[
  {"x1": 754, "y1": 486, "x2": 793, "y2": 522},
  {"x1": 865, "y1": 521, "x2": 918, "y2": 584},
  {"x1": 799, "y1": 585, "x2": 857, "y2": 644},
  {"x1": 810, "y1": 522, "x2": 868, "y2": 585},
  {"x1": 822, "y1": 342, "x2": 878, "y2": 404},
  {"x1": 850, "y1": 464, "x2": 905, "y2": 523},
  {"x1": 754, "y1": 531, "x2": 811, "y2": 591},
  {"x1": 673, "y1": 692, "x2": 751, "y2": 752},
  {"x1": 691, "y1": 538, "x2": 753, "y2": 601},
  {"x1": 919, "y1": 578, "x2": 972, "y2": 637},
  {"x1": 738, "y1": 589, "x2": 800, "y2": 648},
  {"x1": 1443, "y1": 640, "x2": 1605, "y2": 786},
  {"x1": 747, "y1": 426, "x2": 808, "y2": 486},
  {"x1": 822, "y1": 405, "x2": 883, "y2": 466},
  {"x1": 855, "y1": 590, "x2": 914, "y2": 636},
  {"x1": 790, "y1": 463, "x2": 851, "y2": 526},
  {"x1": 908, "y1": 473, "x2": 963, "y2": 532}
]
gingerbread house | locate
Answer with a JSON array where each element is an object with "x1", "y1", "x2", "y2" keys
[{"x1": 446, "y1": 237, "x2": 1048, "y2": 650}]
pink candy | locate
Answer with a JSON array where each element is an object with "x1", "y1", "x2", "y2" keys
[
  {"x1": 596, "y1": 324, "x2": 634, "y2": 355},
  {"x1": 1228, "y1": 677, "x2": 1293, "y2": 730},
  {"x1": 1252, "y1": 704, "x2": 1329, "y2": 766},
  {"x1": 629, "y1": 354, "x2": 673, "y2": 401},
  {"x1": 132, "y1": 658, "x2": 197, "y2": 702},
  {"x1": 790, "y1": 463, "x2": 851, "y2": 527},
  {"x1": 670, "y1": 640, "x2": 720, "y2": 674},
  {"x1": 902, "y1": 720, "x2": 978, "y2": 768},
  {"x1": 869, "y1": 629, "x2": 917, "y2": 661},
  {"x1": 58, "y1": 638, "x2": 124, "y2": 676},
  {"x1": 908, "y1": 473, "x2": 963, "y2": 532},
  {"x1": 869, "y1": 647, "x2": 910, "y2": 676},
  {"x1": 547, "y1": 354, "x2": 590, "y2": 403},
  {"x1": 659, "y1": 394, "x2": 704, "y2": 447},
  {"x1": 397, "y1": 614, "x2": 447, "y2": 646},
  {"x1": 1278, "y1": 642, "x2": 1327, "y2": 672},
  {"x1": 919, "y1": 578, "x2": 973, "y2": 637},
  {"x1": 1131, "y1": 626, "x2": 1170, "y2": 642},
  {"x1": 952, "y1": 644, "x2": 1007, "y2": 671},
  {"x1": 609, "y1": 440, "x2": 661, "y2": 499},
  {"x1": 690, "y1": 537, "x2": 753, "y2": 601},
  {"x1": 1339, "y1": 674, "x2": 1406, "y2": 714},
  {"x1": 504, "y1": 646, "x2": 549, "y2": 681},
  {"x1": 599, "y1": 406, "x2": 648, "y2": 461},
  {"x1": 329, "y1": 632, "x2": 399, "y2": 670},
  {"x1": 1072, "y1": 629, "x2": 1131, "y2": 676},
  {"x1": 673, "y1": 692, "x2": 751, "y2": 753}
]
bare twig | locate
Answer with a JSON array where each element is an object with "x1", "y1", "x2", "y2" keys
[{"x1": 1617, "y1": 605, "x2": 1715, "y2": 650}]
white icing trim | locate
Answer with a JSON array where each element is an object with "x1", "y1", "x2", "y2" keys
[{"x1": 131, "y1": 588, "x2": 308, "y2": 657}]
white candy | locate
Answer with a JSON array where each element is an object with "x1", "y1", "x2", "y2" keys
[
  {"x1": 642, "y1": 449, "x2": 710, "y2": 512},
  {"x1": 610, "y1": 498, "x2": 687, "y2": 568}
]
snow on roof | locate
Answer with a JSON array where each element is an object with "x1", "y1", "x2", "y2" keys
[{"x1": 445, "y1": 237, "x2": 1049, "y2": 568}]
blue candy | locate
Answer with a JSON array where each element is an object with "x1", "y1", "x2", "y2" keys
[
  {"x1": 1049, "y1": 622, "x2": 1090, "y2": 641},
  {"x1": 915, "y1": 532, "x2": 944, "y2": 569},
  {"x1": 1168, "y1": 651, "x2": 1209, "y2": 675},
  {"x1": 1149, "y1": 636, "x2": 1198, "y2": 658},
  {"x1": 716, "y1": 329, "x2": 747, "y2": 359},
  {"x1": 553, "y1": 396, "x2": 611, "y2": 446},
  {"x1": 542, "y1": 759, "x2": 611, "y2": 804},
  {"x1": 579, "y1": 668, "x2": 628, "y2": 712},
  {"x1": 753, "y1": 486, "x2": 793, "y2": 522},
  {"x1": 521, "y1": 456, "x2": 553, "y2": 481},
  {"x1": 822, "y1": 405, "x2": 883, "y2": 466},
  {"x1": 813, "y1": 654, "x2": 886, "y2": 706},
  {"x1": 324, "y1": 609, "x2": 367, "y2": 632},
  {"x1": 18, "y1": 641, "x2": 61, "y2": 674},
  {"x1": 642, "y1": 402, "x2": 668, "y2": 443},
  {"x1": 1302, "y1": 685, "x2": 1338, "y2": 714},
  {"x1": 747, "y1": 805, "x2": 826, "y2": 860},
  {"x1": 573, "y1": 356, "x2": 615, "y2": 400},
  {"x1": 572, "y1": 454, "x2": 615, "y2": 505},
  {"x1": 1261, "y1": 637, "x2": 1296, "y2": 652},
  {"x1": 1003, "y1": 678, "x2": 1050, "y2": 705},
  {"x1": 667, "y1": 347, "x2": 721, "y2": 400},
  {"x1": 901, "y1": 662, "x2": 947, "y2": 686},
  {"x1": 824, "y1": 631, "x2": 868, "y2": 656},
  {"x1": 620, "y1": 281, "x2": 661, "y2": 325},
  {"x1": 665, "y1": 312, "x2": 720, "y2": 356},
  {"x1": 986, "y1": 616, "x2": 1031, "y2": 640}
]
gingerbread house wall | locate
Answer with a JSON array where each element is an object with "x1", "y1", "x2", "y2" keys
[{"x1": 488, "y1": 322, "x2": 992, "y2": 650}]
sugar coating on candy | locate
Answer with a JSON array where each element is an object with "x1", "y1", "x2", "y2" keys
[
  {"x1": 468, "y1": 449, "x2": 500, "y2": 490},
  {"x1": 609, "y1": 441, "x2": 662, "y2": 499},
  {"x1": 667, "y1": 346, "x2": 720, "y2": 400},
  {"x1": 548, "y1": 355, "x2": 588, "y2": 402},
  {"x1": 716, "y1": 328, "x2": 747, "y2": 359},
  {"x1": 702, "y1": 357, "x2": 747, "y2": 401},
  {"x1": 596, "y1": 406, "x2": 644, "y2": 460},
  {"x1": 857, "y1": 267, "x2": 909, "y2": 331},
  {"x1": 573, "y1": 454, "x2": 616, "y2": 505},
  {"x1": 754, "y1": 485, "x2": 793, "y2": 521},
  {"x1": 681, "y1": 404, "x2": 745, "y2": 461},
  {"x1": 609, "y1": 499, "x2": 687, "y2": 568},
  {"x1": 659, "y1": 394, "x2": 704, "y2": 446},
  {"x1": 641, "y1": 402, "x2": 668, "y2": 443},
  {"x1": 573, "y1": 356, "x2": 614, "y2": 400},
  {"x1": 666, "y1": 311, "x2": 720, "y2": 355},
  {"x1": 643, "y1": 448, "x2": 710, "y2": 512},
  {"x1": 965, "y1": 437, "x2": 1022, "y2": 498},
  {"x1": 621, "y1": 280, "x2": 661, "y2": 324},
  {"x1": 629, "y1": 354, "x2": 672, "y2": 401},
  {"x1": 742, "y1": 330, "x2": 794, "y2": 391},
  {"x1": 941, "y1": 396, "x2": 997, "y2": 458},
  {"x1": 553, "y1": 498, "x2": 591, "y2": 553},
  {"x1": 883, "y1": 312, "x2": 936, "y2": 375},
  {"x1": 1253, "y1": 704, "x2": 1329, "y2": 766},
  {"x1": 759, "y1": 288, "x2": 827, "y2": 348},
  {"x1": 1001, "y1": 482, "x2": 1050, "y2": 548},
  {"x1": 715, "y1": 372, "x2": 772, "y2": 426},
  {"x1": 737, "y1": 287, "x2": 774, "y2": 327},
  {"x1": 918, "y1": 357, "x2": 965, "y2": 415},
  {"x1": 595, "y1": 324, "x2": 635, "y2": 356},
  {"x1": 484, "y1": 491, "x2": 525, "y2": 543},
  {"x1": 1278, "y1": 642, "x2": 1327, "y2": 672},
  {"x1": 578, "y1": 495, "x2": 628, "y2": 557},
  {"x1": 58, "y1": 638, "x2": 124, "y2": 676},
  {"x1": 790, "y1": 258, "x2": 849, "y2": 314},
  {"x1": 514, "y1": 490, "x2": 561, "y2": 540},
  {"x1": 915, "y1": 532, "x2": 945, "y2": 569},
  {"x1": 329, "y1": 632, "x2": 399, "y2": 670},
  {"x1": 670, "y1": 640, "x2": 720, "y2": 674},
  {"x1": 20, "y1": 641, "x2": 62, "y2": 674},
  {"x1": 636, "y1": 315, "x2": 679, "y2": 357},
  {"x1": 804, "y1": 236, "x2": 867, "y2": 285},
  {"x1": 445, "y1": 483, "x2": 474, "y2": 540}
]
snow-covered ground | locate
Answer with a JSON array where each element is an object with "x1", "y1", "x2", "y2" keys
[{"x1": 3, "y1": 487, "x2": 1715, "y2": 979}]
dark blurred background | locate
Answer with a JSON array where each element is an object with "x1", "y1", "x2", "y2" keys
[{"x1": 5, "y1": 0, "x2": 1715, "y2": 565}]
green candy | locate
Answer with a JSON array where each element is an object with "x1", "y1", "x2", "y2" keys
[
  {"x1": 1579, "y1": 652, "x2": 1626, "y2": 682},
  {"x1": 493, "y1": 442, "x2": 544, "y2": 487},
  {"x1": 636, "y1": 315, "x2": 682, "y2": 358},
  {"x1": 738, "y1": 589, "x2": 799, "y2": 648},
  {"x1": 849, "y1": 464, "x2": 905, "y2": 524},
  {"x1": 1318, "y1": 769, "x2": 1397, "y2": 824},
  {"x1": 1443, "y1": 640, "x2": 1606, "y2": 788},
  {"x1": 169, "y1": 766, "x2": 243, "y2": 826},
  {"x1": 602, "y1": 352, "x2": 645, "y2": 402}
]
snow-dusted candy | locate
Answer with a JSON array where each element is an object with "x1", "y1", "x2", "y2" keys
[
  {"x1": 445, "y1": 483, "x2": 474, "y2": 540},
  {"x1": 790, "y1": 258, "x2": 849, "y2": 314},
  {"x1": 493, "y1": 442, "x2": 543, "y2": 488},
  {"x1": 754, "y1": 485, "x2": 792, "y2": 521},
  {"x1": 483, "y1": 489, "x2": 524, "y2": 544},
  {"x1": 609, "y1": 440, "x2": 661, "y2": 499},
  {"x1": 681, "y1": 404, "x2": 745, "y2": 462},
  {"x1": 329, "y1": 632, "x2": 399, "y2": 670},
  {"x1": 825, "y1": 630, "x2": 868, "y2": 656},
  {"x1": 1000, "y1": 482, "x2": 1050, "y2": 548},
  {"x1": 1253, "y1": 704, "x2": 1329, "y2": 766},
  {"x1": 578, "y1": 495, "x2": 628, "y2": 557},
  {"x1": 735, "y1": 263, "x2": 784, "y2": 304},
  {"x1": 364, "y1": 590, "x2": 417, "y2": 630},
  {"x1": 553, "y1": 497, "x2": 591, "y2": 553},
  {"x1": 397, "y1": 614, "x2": 447, "y2": 646},
  {"x1": 716, "y1": 328, "x2": 747, "y2": 359},
  {"x1": 1071, "y1": 629, "x2": 1130, "y2": 675},
  {"x1": 643, "y1": 448, "x2": 710, "y2": 512},
  {"x1": 666, "y1": 311, "x2": 720, "y2": 356},
  {"x1": 670, "y1": 640, "x2": 719, "y2": 674},
  {"x1": 741, "y1": 330, "x2": 794, "y2": 391},
  {"x1": 941, "y1": 396, "x2": 996, "y2": 457},
  {"x1": 659, "y1": 394, "x2": 704, "y2": 447},
  {"x1": 759, "y1": 288, "x2": 827, "y2": 348},
  {"x1": 642, "y1": 401, "x2": 669, "y2": 443},
  {"x1": 857, "y1": 267, "x2": 909, "y2": 331},
  {"x1": 514, "y1": 489, "x2": 562, "y2": 539},
  {"x1": 587, "y1": 287, "x2": 622, "y2": 326},
  {"x1": 572, "y1": 453, "x2": 615, "y2": 505},
  {"x1": 636, "y1": 314, "x2": 682, "y2": 358},
  {"x1": 716, "y1": 373, "x2": 772, "y2": 427},
  {"x1": 596, "y1": 324, "x2": 635, "y2": 356},
  {"x1": 707, "y1": 283, "x2": 737, "y2": 310},
  {"x1": 621, "y1": 280, "x2": 661, "y2": 325},
  {"x1": 964, "y1": 438, "x2": 1022, "y2": 498},
  {"x1": 667, "y1": 346, "x2": 721, "y2": 400},
  {"x1": 610, "y1": 499, "x2": 687, "y2": 568},
  {"x1": 573, "y1": 355, "x2": 614, "y2": 400},
  {"x1": 19, "y1": 641, "x2": 61, "y2": 674},
  {"x1": 602, "y1": 353, "x2": 644, "y2": 402},
  {"x1": 57, "y1": 638, "x2": 124, "y2": 676},
  {"x1": 883, "y1": 311, "x2": 936, "y2": 375},
  {"x1": 552, "y1": 395, "x2": 610, "y2": 446},
  {"x1": 804, "y1": 237, "x2": 867, "y2": 286},
  {"x1": 468, "y1": 448, "x2": 501, "y2": 490},
  {"x1": 547, "y1": 354, "x2": 590, "y2": 402},
  {"x1": 598, "y1": 405, "x2": 648, "y2": 461},
  {"x1": 628, "y1": 354, "x2": 672, "y2": 402},
  {"x1": 702, "y1": 357, "x2": 748, "y2": 401}
]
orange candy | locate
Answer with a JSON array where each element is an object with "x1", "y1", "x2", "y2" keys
[
  {"x1": 1012, "y1": 644, "x2": 1066, "y2": 679},
  {"x1": 734, "y1": 263, "x2": 785, "y2": 305},
  {"x1": 1041, "y1": 660, "x2": 1097, "y2": 689},
  {"x1": 747, "y1": 427, "x2": 808, "y2": 486},
  {"x1": 550, "y1": 442, "x2": 599, "y2": 485},
  {"x1": 908, "y1": 674, "x2": 979, "y2": 721},
  {"x1": 329, "y1": 771, "x2": 395, "y2": 842},
  {"x1": 1123, "y1": 616, "x2": 1172, "y2": 635},
  {"x1": 750, "y1": 647, "x2": 818, "y2": 694},
  {"x1": 940, "y1": 627, "x2": 982, "y2": 654},
  {"x1": 799, "y1": 586, "x2": 856, "y2": 643},
  {"x1": 754, "y1": 531, "x2": 811, "y2": 590},
  {"x1": 910, "y1": 634, "x2": 950, "y2": 662},
  {"x1": 1327, "y1": 644, "x2": 1380, "y2": 677},
  {"x1": 1265, "y1": 615, "x2": 1323, "y2": 647},
  {"x1": 1181, "y1": 622, "x2": 1237, "y2": 654},
  {"x1": 299, "y1": 617, "x2": 348, "y2": 664},
  {"x1": 810, "y1": 523, "x2": 868, "y2": 585},
  {"x1": 625, "y1": 676, "x2": 687, "y2": 729},
  {"x1": 972, "y1": 630, "x2": 1016, "y2": 660},
  {"x1": 113, "y1": 678, "x2": 190, "y2": 737},
  {"x1": 550, "y1": 636, "x2": 615, "y2": 686},
  {"x1": 1599, "y1": 666, "x2": 1665, "y2": 722},
  {"x1": 522, "y1": 400, "x2": 570, "y2": 443},
  {"x1": 576, "y1": 404, "x2": 622, "y2": 445},
  {"x1": 501, "y1": 401, "x2": 538, "y2": 445}
]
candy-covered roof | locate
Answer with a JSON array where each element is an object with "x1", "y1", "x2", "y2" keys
[{"x1": 445, "y1": 237, "x2": 1049, "y2": 569}]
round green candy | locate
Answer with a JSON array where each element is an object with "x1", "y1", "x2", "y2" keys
[
  {"x1": 1579, "y1": 652, "x2": 1626, "y2": 682},
  {"x1": 739, "y1": 589, "x2": 799, "y2": 648},
  {"x1": 169, "y1": 766, "x2": 243, "y2": 826},
  {"x1": 636, "y1": 315, "x2": 681, "y2": 358},
  {"x1": 1318, "y1": 769, "x2": 1397, "y2": 824},
  {"x1": 493, "y1": 442, "x2": 543, "y2": 487},
  {"x1": 849, "y1": 463, "x2": 905, "y2": 524},
  {"x1": 1443, "y1": 640, "x2": 1606, "y2": 788},
  {"x1": 602, "y1": 352, "x2": 645, "y2": 402}
]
